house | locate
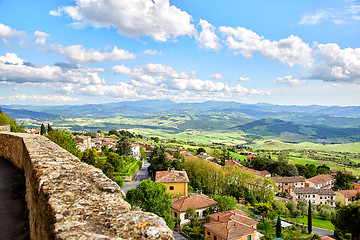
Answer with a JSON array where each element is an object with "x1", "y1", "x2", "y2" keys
[
  {"x1": 73, "y1": 135, "x2": 91, "y2": 151},
  {"x1": 335, "y1": 190, "x2": 360, "y2": 206},
  {"x1": 307, "y1": 174, "x2": 335, "y2": 189},
  {"x1": 331, "y1": 170, "x2": 355, "y2": 177},
  {"x1": 197, "y1": 153, "x2": 215, "y2": 161},
  {"x1": 24, "y1": 128, "x2": 40, "y2": 134},
  {"x1": 226, "y1": 160, "x2": 271, "y2": 177},
  {"x1": 204, "y1": 209, "x2": 259, "y2": 240},
  {"x1": 130, "y1": 143, "x2": 141, "y2": 160},
  {"x1": 155, "y1": 168, "x2": 189, "y2": 197},
  {"x1": 270, "y1": 176, "x2": 307, "y2": 193},
  {"x1": 289, "y1": 187, "x2": 336, "y2": 207},
  {"x1": 352, "y1": 182, "x2": 360, "y2": 191},
  {"x1": 171, "y1": 194, "x2": 217, "y2": 225}
]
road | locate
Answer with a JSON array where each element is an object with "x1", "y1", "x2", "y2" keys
[
  {"x1": 312, "y1": 227, "x2": 334, "y2": 237},
  {"x1": 173, "y1": 231, "x2": 190, "y2": 240},
  {"x1": 122, "y1": 161, "x2": 150, "y2": 194},
  {"x1": 0, "y1": 157, "x2": 29, "y2": 240}
]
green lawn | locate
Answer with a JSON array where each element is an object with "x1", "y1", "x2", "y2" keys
[{"x1": 284, "y1": 215, "x2": 334, "y2": 230}]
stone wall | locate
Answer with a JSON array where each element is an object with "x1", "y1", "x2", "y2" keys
[
  {"x1": 0, "y1": 124, "x2": 10, "y2": 132},
  {"x1": 0, "y1": 132, "x2": 174, "y2": 240}
]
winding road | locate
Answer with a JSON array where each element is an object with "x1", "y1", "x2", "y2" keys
[{"x1": 122, "y1": 161, "x2": 150, "y2": 194}]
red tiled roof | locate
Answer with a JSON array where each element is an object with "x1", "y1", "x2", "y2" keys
[
  {"x1": 292, "y1": 187, "x2": 336, "y2": 196},
  {"x1": 307, "y1": 174, "x2": 335, "y2": 185},
  {"x1": 271, "y1": 176, "x2": 306, "y2": 183},
  {"x1": 226, "y1": 160, "x2": 270, "y2": 177},
  {"x1": 171, "y1": 194, "x2": 217, "y2": 212},
  {"x1": 208, "y1": 210, "x2": 257, "y2": 226},
  {"x1": 155, "y1": 169, "x2": 189, "y2": 183},
  {"x1": 205, "y1": 220, "x2": 256, "y2": 239},
  {"x1": 338, "y1": 189, "x2": 360, "y2": 198}
]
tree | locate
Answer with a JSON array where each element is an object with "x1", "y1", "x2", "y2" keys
[
  {"x1": 116, "y1": 136, "x2": 132, "y2": 156},
  {"x1": 213, "y1": 195, "x2": 237, "y2": 212},
  {"x1": 331, "y1": 200, "x2": 360, "y2": 240},
  {"x1": 333, "y1": 172, "x2": 356, "y2": 191},
  {"x1": 0, "y1": 110, "x2": 25, "y2": 133},
  {"x1": 308, "y1": 200, "x2": 312, "y2": 234},
  {"x1": 319, "y1": 205, "x2": 332, "y2": 220},
  {"x1": 126, "y1": 179, "x2": 174, "y2": 230},
  {"x1": 47, "y1": 123, "x2": 54, "y2": 133},
  {"x1": 46, "y1": 130, "x2": 80, "y2": 158},
  {"x1": 276, "y1": 216, "x2": 282, "y2": 238},
  {"x1": 185, "y1": 207, "x2": 199, "y2": 226},
  {"x1": 40, "y1": 123, "x2": 46, "y2": 135},
  {"x1": 196, "y1": 147, "x2": 206, "y2": 155},
  {"x1": 107, "y1": 152, "x2": 122, "y2": 171},
  {"x1": 297, "y1": 200, "x2": 308, "y2": 215},
  {"x1": 254, "y1": 202, "x2": 273, "y2": 218}
]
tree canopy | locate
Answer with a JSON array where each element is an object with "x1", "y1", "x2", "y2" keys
[
  {"x1": 126, "y1": 179, "x2": 174, "y2": 230},
  {"x1": 331, "y1": 200, "x2": 360, "y2": 240}
]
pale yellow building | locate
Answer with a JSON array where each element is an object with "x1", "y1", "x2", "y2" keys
[
  {"x1": 335, "y1": 190, "x2": 360, "y2": 206},
  {"x1": 155, "y1": 168, "x2": 189, "y2": 197}
]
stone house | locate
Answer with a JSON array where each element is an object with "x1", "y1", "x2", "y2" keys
[
  {"x1": 289, "y1": 187, "x2": 336, "y2": 207},
  {"x1": 307, "y1": 174, "x2": 335, "y2": 189},
  {"x1": 171, "y1": 194, "x2": 217, "y2": 225},
  {"x1": 204, "y1": 209, "x2": 259, "y2": 240},
  {"x1": 270, "y1": 176, "x2": 307, "y2": 193},
  {"x1": 74, "y1": 135, "x2": 91, "y2": 151},
  {"x1": 335, "y1": 190, "x2": 360, "y2": 206},
  {"x1": 155, "y1": 168, "x2": 189, "y2": 197}
]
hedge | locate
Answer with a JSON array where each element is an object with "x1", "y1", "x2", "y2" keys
[{"x1": 113, "y1": 160, "x2": 142, "y2": 177}]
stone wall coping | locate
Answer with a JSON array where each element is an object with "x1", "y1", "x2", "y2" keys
[{"x1": 0, "y1": 132, "x2": 174, "y2": 240}]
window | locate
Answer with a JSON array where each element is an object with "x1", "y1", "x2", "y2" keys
[
  {"x1": 207, "y1": 231, "x2": 210, "y2": 236},
  {"x1": 320, "y1": 196, "x2": 322, "y2": 199},
  {"x1": 174, "y1": 212, "x2": 177, "y2": 218},
  {"x1": 169, "y1": 186, "x2": 174, "y2": 190},
  {"x1": 320, "y1": 202, "x2": 322, "y2": 204},
  {"x1": 285, "y1": 183, "x2": 288, "y2": 186},
  {"x1": 313, "y1": 195, "x2": 315, "y2": 198},
  {"x1": 331, "y1": 202, "x2": 333, "y2": 205},
  {"x1": 313, "y1": 200, "x2": 315, "y2": 203},
  {"x1": 247, "y1": 235, "x2": 252, "y2": 240},
  {"x1": 301, "y1": 183, "x2": 304, "y2": 185},
  {"x1": 214, "y1": 236, "x2": 217, "y2": 240}
]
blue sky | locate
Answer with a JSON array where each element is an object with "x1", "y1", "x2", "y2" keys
[{"x1": 0, "y1": 0, "x2": 359, "y2": 106}]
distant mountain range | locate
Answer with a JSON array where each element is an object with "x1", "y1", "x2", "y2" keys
[{"x1": 1, "y1": 100, "x2": 360, "y2": 143}]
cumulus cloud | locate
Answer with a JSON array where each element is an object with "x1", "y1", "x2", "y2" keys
[
  {"x1": 52, "y1": 0, "x2": 196, "y2": 42},
  {"x1": 211, "y1": 73, "x2": 224, "y2": 80},
  {"x1": 47, "y1": 44, "x2": 135, "y2": 63},
  {"x1": 0, "y1": 23, "x2": 25, "y2": 37},
  {"x1": 274, "y1": 76, "x2": 306, "y2": 85},
  {"x1": 0, "y1": 53, "x2": 105, "y2": 84},
  {"x1": 144, "y1": 50, "x2": 162, "y2": 55},
  {"x1": 197, "y1": 19, "x2": 221, "y2": 51},
  {"x1": 309, "y1": 43, "x2": 360, "y2": 83},
  {"x1": 34, "y1": 30, "x2": 50, "y2": 44},
  {"x1": 0, "y1": 94, "x2": 79, "y2": 102},
  {"x1": 219, "y1": 26, "x2": 314, "y2": 67},
  {"x1": 111, "y1": 63, "x2": 267, "y2": 96}
]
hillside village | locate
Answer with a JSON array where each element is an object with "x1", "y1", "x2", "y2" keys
[{"x1": 33, "y1": 125, "x2": 360, "y2": 240}]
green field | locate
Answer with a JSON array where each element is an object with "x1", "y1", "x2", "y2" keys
[{"x1": 284, "y1": 215, "x2": 334, "y2": 230}]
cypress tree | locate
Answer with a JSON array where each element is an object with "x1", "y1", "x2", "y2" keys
[
  {"x1": 308, "y1": 200, "x2": 312, "y2": 234},
  {"x1": 276, "y1": 216, "x2": 282, "y2": 238},
  {"x1": 47, "y1": 123, "x2": 54, "y2": 133},
  {"x1": 40, "y1": 123, "x2": 46, "y2": 135}
]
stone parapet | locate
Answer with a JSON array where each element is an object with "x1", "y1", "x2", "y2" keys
[
  {"x1": 0, "y1": 132, "x2": 174, "y2": 240},
  {"x1": 0, "y1": 124, "x2": 10, "y2": 132}
]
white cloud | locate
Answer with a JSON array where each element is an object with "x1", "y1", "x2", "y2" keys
[
  {"x1": 197, "y1": 19, "x2": 221, "y2": 51},
  {"x1": 219, "y1": 26, "x2": 314, "y2": 67},
  {"x1": 144, "y1": 50, "x2": 162, "y2": 55},
  {"x1": 34, "y1": 30, "x2": 50, "y2": 44},
  {"x1": 0, "y1": 94, "x2": 79, "y2": 102},
  {"x1": 0, "y1": 53, "x2": 105, "y2": 84},
  {"x1": 309, "y1": 43, "x2": 360, "y2": 83},
  {"x1": 112, "y1": 65, "x2": 132, "y2": 75},
  {"x1": 47, "y1": 44, "x2": 135, "y2": 63},
  {"x1": 211, "y1": 73, "x2": 224, "y2": 80},
  {"x1": 235, "y1": 77, "x2": 251, "y2": 82},
  {"x1": 53, "y1": 0, "x2": 196, "y2": 42},
  {"x1": 299, "y1": 2, "x2": 360, "y2": 25},
  {"x1": 0, "y1": 23, "x2": 25, "y2": 37},
  {"x1": 274, "y1": 76, "x2": 306, "y2": 85},
  {"x1": 49, "y1": 7, "x2": 62, "y2": 16}
]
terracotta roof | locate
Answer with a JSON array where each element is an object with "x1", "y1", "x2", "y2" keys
[
  {"x1": 331, "y1": 170, "x2": 355, "y2": 177},
  {"x1": 271, "y1": 176, "x2": 306, "y2": 183},
  {"x1": 307, "y1": 174, "x2": 335, "y2": 185},
  {"x1": 292, "y1": 187, "x2": 335, "y2": 196},
  {"x1": 226, "y1": 160, "x2": 270, "y2": 177},
  {"x1": 321, "y1": 236, "x2": 336, "y2": 240},
  {"x1": 208, "y1": 210, "x2": 257, "y2": 226},
  {"x1": 171, "y1": 194, "x2": 217, "y2": 212},
  {"x1": 205, "y1": 220, "x2": 256, "y2": 239},
  {"x1": 155, "y1": 169, "x2": 189, "y2": 183},
  {"x1": 338, "y1": 189, "x2": 360, "y2": 198}
]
